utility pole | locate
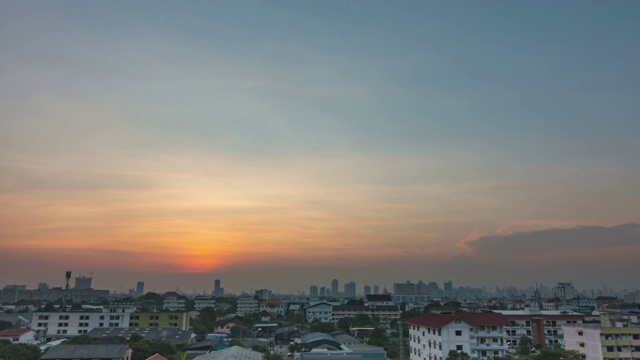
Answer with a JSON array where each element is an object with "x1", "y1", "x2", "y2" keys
[{"x1": 399, "y1": 321, "x2": 404, "y2": 360}]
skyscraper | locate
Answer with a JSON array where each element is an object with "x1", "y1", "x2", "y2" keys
[
  {"x1": 136, "y1": 281, "x2": 145, "y2": 296},
  {"x1": 331, "y1": 279, "x2": 339, "y2": 297},
  {"x1": 344, "y1": 281, "x2": 356, "y2": 298},
  {"x1": 310, "y1": 285, "x2": 318, "y2": 297},
  {"x1": 373, "y1": 285, "x2": 380, "y2": 294},
  {"x1": 364, "y1": 285, "x2": 372, "y2": 295},
  {"x1": 320, "y1": 286, "x2": 326, "y2": 297},
  {"x1": 213, "y1": 279, "x2": 224, "y2": 297}
]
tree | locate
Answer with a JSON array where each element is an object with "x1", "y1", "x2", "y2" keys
[
  {"x1": 0, "y1": 320, "x2": 13, "y2": 331},
  {"x1": 39, "y1": 303, "x2": 56, "y2": 312},
  {"x1": 263, "y1": 351, "x2": 285, "y2": 360},
  {"x1": 446, "y1": 350, "x2": 469, "y2": 360},
  {"x1": 517, "y1": 335, "x2": 534, "y2": 355},
  {"x1": 400, "y1": 308, "x2": 423, "y2": 322},
  {"x1": 367, "y1": 328, "x2": 387, "y2": 346},
  {"x1": 336, "y1": 317, "x2": 353, "y2": 332},
  {"x1": 309, "y1": 320, "x2": 334, "y2": 333},
  {"x1": 191, "y1": 307, "x2": 217, "y2": 338},
  {"x1": 533, "y1": 348, "x2": 583, "y2": 360},
  {"x1": 352, "y1": 314, "x2": 372, "y2": 327},
  {"x1": 251, "y1": 345, "x2": 269, "y2": 354},
  {"x1": 228, "y1": 339, "x2": 244, "y2": 347},
  {"x1": 0, "y1": 342, "x2": 41, "y2": 360},
  {"x1": 288, "y1": 343, "x2": 312, "y2": 353},
  {"x1": 64, "y1": 335, "x2": 107, "y2": 345}
]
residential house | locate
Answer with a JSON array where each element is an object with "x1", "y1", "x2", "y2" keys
[{"x1": 0, "y1": 328, "x2": 36, "y2": 344}]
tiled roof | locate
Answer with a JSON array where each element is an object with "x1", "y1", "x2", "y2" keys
[
  {"x1": 0, "y1": 328, "x2": 33, "y2": 336},
  {"x1": 406, "y1": 312, "x2": 509, "y2": 329},
  {"x1": 145, "y1": 354, "x2": 168, "y2": 360}
]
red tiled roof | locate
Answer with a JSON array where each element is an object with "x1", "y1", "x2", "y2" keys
[
  {"x1": 0, "y1": 328, "x2": 33, "y2": 337},
  {"x1": 406, "y1": 312, "x2": 509, "y2": 329},
  {"x1": 145, "y1": 353, "x2": 168, "y2": 360}
]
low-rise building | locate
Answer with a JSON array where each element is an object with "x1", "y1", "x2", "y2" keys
[
  {"x1": 162, "y1": 297, "x2": 186, "y2": 311},
  {"x1": 332, "y1": 304, "x2": 400, "y2": 326},
  {"x1": 260, "y1": 299, "x2": 288, "y2": 317},
  {"x1": 406, "y1": 312, "x2": 510, "y2": 360},
  {"x1": 305, "y1": 302, "x2": 334, "y2": 323},
  {"x1": 237, "y1": 298, "x2": 259, "y2": 316},
  {"x1": 194, "y1": 297, "x2": 216, "y2": 311},
  {"x1": 0, "y1": 328, "x2": 36, "y2": 344},
  {"x1": 41, "y1": 344, "x2": 132, "y2": 360},
  {"x1": 494, "y1": 309, "x2": 584, "y2": 348},
  {"x1": 563, "y1": 311, "x2": 640, "y2": 360}
]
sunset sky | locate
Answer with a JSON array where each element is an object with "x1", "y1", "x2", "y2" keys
[{"x1": 1, "y1": 1, "x2": 639, "y2": 294}]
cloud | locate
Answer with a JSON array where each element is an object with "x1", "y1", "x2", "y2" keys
[{"x1": 441, "y1": 224, "x2": 640, "y2": 289}]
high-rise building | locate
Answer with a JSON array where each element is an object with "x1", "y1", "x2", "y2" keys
[
  {"x1": 74, "y1": 276, "x2": 93, "y2": 290},
  {"x1": 557, "y1": 282, "x2": 576, "y2": 301},
  {"x1": 320, "y1": 286, "x2": 326, "y2": 297},
  {"x1": 255, "y1": 289, "x2": 272, "y2": 300},
  {"x1": 444, "y1": 280, "x2": 453, "y2": 292},
  {"x1": 331, "y1": 279, "x2": 339, "y2": 297},
  {"x1": 310, "y1": 285, "x2": 318, "y2": 297},
  {"x1": 373, "y1": 285, "x2": 380, "y2": 294},
  {"x1": 37, "y1": 283, "x2": 49, "y2": 291},
  {"x1": 213, "y1": 279, "x2": 224, "y2": 297},
  {"x1": 364, "y1": 285, "x2": 372, "y2": 295},
  {"x1": 344, "y1": 281, "x2": 356, "y2": 298},
  {"x1": 136, "y1": 281, "x2": 145, "y2": 296}
]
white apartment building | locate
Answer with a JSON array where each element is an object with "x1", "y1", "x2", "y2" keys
[
  {"x1": 494, "y1": 310, "x2": 584, "y2": 348},
  {"x1": 407, "y1": 312, "x2": 509, "y2": 360},
  {"x1": 32, "y1": 310, "x2": 130, "y2": 337},
  {"x1": 305, "y1": 302, "x2": 334, "y2": 323},
  {"x1": 260, "y1": 299, "x2": 288, "y2": 317},
  {"x1": 162, "y1": 297, "x2": 186, "y2": 311},
  {"x1": 194, "y1": 297, "x2": 217, "y2": 311},
  {"x1": 332, "y1": 305, "x2": 401, "y2": 326},
  {"x1": 237, "y1": 297, "x2": 259, "y2": 316}
]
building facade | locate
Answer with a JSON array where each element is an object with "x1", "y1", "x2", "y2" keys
[{"x1": 407, "y1": 312, "x2": 509, "y2": 360}]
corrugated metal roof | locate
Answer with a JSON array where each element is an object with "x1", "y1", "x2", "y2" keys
[
  {"x1": 193, "y1": 346, "x2": 263, "y2": 360},
  {"x1": 41, "y1": 344, "x2": 130, "y2": 359}
]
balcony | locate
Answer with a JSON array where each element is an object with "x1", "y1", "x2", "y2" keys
[
  {"x1": 470, "y1": 331, "x2": 506, "y2": 338},
  {"x1": 471, "y1": 343, "x2": 508, "y2": 351}
]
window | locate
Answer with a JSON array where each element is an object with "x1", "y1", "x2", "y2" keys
[
  {"x1": 58, "y1": 315, "x2": 69, "y2": 320},
  {"x1": 525, "y1": 321, "x2": 531, "y2": 326},
  {"x1": 455, "y1": 330, "x2": 462, "y2": 336},
  {"x1": 578, "y1": 331, "x2": 583, "y2": 336},
  {"x1": 456, "y1": 345, "x2": 463, "y2": 351}
]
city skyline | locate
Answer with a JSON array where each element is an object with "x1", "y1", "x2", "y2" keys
[{"x1": 1, "y1": 2, "x2": 640, "y2": 293}]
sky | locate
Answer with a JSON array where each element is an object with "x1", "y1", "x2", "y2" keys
[{"x1": 1, "y1": 1, "x2": 639, "y2": 295}]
